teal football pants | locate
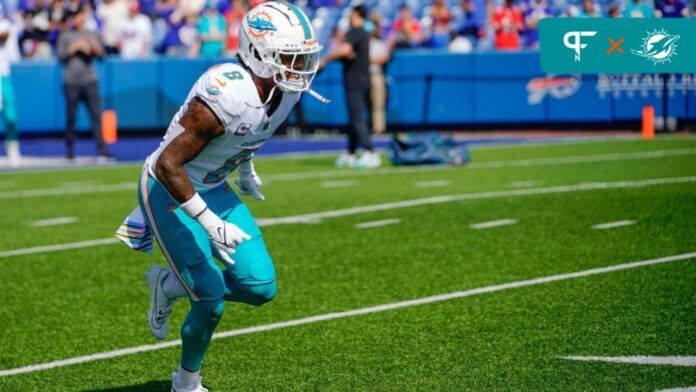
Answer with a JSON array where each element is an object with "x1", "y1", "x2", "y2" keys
[
  {"x1": 1, "y1": 76, "x2": 17, "y2": 141},
  {"x1": 138, "y1": 170, "x2": 277, "y2": 371}
]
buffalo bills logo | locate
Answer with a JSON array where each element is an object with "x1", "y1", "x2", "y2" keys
[{"x1": 527, "y1": 74, "x2": 581, "y2": 105}]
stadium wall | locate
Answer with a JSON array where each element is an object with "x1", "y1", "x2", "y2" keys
[{"x1": 1, "y1": 51, "x2": 695, "y2": 135}]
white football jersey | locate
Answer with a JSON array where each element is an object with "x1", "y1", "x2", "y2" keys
[{"x1": 145, "y1": 63, "x2": 300, "y2": 192}]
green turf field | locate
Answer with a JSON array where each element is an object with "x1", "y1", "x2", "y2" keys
[{"x1": 0, "y1": 136, "x2": 695, "y2": 391}]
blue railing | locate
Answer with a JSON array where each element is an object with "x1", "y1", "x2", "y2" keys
[{"x1": 2, "y1": 51, "x2": 694, "y2": 135}]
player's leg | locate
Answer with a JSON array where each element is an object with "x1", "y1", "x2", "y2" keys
[
  {"x1": 138, "y1": 170, "x2": 225, "y2": 390},
  {"x1": 63, "y1": 84, "x2": 80, "y2": 159},
  {"x1": 205, "y1": 183, "x2": 277, "y2": 306},
  {"x1": 83, "y1": 81, "x2": 108, "y2": 156},
  {"x1": 1, "y1": 76, "x2": 20, "y2": 166}
]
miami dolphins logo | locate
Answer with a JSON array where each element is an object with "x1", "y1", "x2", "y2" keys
[
  {"x1": 631, "y1": 29, "x2": 680, "y2": 65},
  {"x1": 247, "y1": 11, "x2": 276, "y2": 38}
]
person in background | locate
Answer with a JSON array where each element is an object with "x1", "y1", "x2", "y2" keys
[
  {"x1": 97, "y1": 0, "x2": 129, "y2": 54},
  {"x1": 391, "y1": 5, "x2": 422, "y2": 49},
  {"x1": 368, "y1": 10, "x2": 390, "y2": 135},
  {"x1": 19, "y1": 0, "x2": 52, "y2": 58},
  {"x1": 118, "y1": 0, "x2": 152, "y2": 59},
  {"x1": 223, "y1": 0, "x2": 247, "y2": 54},
  {"x1": 47, "y1": 0, "x2": 66, "y2": 48},
  {"x1": 623, "y1": 0, "x2": 654, "y2": 17},
  {"x1": 197, "y1": 0, "x2": 225, "y2": 57},
  {"x1": 523, "y1": 0, "x2": 551, "y2": 49},
  {"x1": 491, "y1": 0, "x2": 523, "y2": 50},
  {"x1": 57, "y1": 7, "x2": 113, "y2": 160},
  {"x1": 0, "y1": 7, "x2": 21, "y2": 167},
  {"x1": 576, "y1": 0, "x2": 601, "y2": 17},
  {"x1": 655, "y1": 0, "x2": 690, "y2": 17},
  {"x1": 452, "y1": 0, "x2": 482, "y2": 47},
  {"x1": 424, "y1": 0, "x2": 452, "y2": 49},
  {"x1": 321, "y1": 5, "x2": 381, "y2": 168},
  {"x1": 607, "y1": 4, "x2": 621, "y2": 17}
]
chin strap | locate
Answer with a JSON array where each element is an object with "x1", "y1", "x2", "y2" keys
[{"x1": 308, "y1": 88, "x2": 332, "y2": 104}]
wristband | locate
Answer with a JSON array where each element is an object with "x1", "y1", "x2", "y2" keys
[{"x1": 180, "y1": 193, "x2": 208, "y2": 219}]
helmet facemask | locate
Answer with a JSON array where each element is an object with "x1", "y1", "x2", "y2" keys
[{"x1": 263, "y1": 45, "x2": 321, "y2": 93}]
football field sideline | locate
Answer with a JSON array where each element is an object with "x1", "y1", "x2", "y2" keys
[
  {"x1": 1, "y1": 251, "x2": 693, "y2": 378},
  {"x1": 1, "y1": 175, "x2": 694, "y2": 259},
  {"x1": 1, "y1": 147, "x2": 694, "y2": 199}
]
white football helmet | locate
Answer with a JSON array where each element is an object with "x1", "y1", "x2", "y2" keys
[{"x1": 238, "y1": 1, "x2": 322, "y2": 93}]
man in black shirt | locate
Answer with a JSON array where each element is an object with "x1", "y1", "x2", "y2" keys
[{"x1": 321, "y1": 5, "x2": 381, "y2": 168}]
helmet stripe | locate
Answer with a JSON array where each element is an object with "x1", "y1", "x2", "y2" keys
[{"x1": 281, "y1": 2, "x2": 311, "y2": 40}]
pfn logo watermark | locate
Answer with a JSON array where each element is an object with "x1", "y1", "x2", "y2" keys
[{"x1": 563, "y1": 31, "x2": 597, "y2": 62}]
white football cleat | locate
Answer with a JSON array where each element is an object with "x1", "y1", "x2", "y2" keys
[
  {"x1": 145, "y1": 265, "x2": 175, "y2": 340},
  {"x1": 352, "y1": 150, "x2": 382, "y2": 168},
  {"x1": 171, "y1": 372, "x2": 209, "y2": 392},
  {"x1": 335, "y1": 152, "x2": 356, "y2": 168}
]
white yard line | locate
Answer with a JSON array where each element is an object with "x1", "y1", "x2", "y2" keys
[
  {"x1": 0, "y1": 251, "x2": 693, "y2": 377},
  {"x1": 355, "y1": 219, "x2": 402, "y2": 229},
  {"x1": 59, "y1": 181, "x2": 98, "y2": 188},
  {"x1": 320, "y1": 180, "x2": 358, "y2": 188},
  {"x1": 510, "y1": 180, "x2": 539, "y2": 188},
  {"x1": 2, "y1": 149, "x2": 694, "y2": 199},
  {"x1": 27, "y1": 217, "x2": 79, "y2": 227},
  {"x1": 414, "y1": 180, "x2": 451, "y2": 188},
  {"x1": 0, "y1": 183, "x2": 135, "y2": 200},
  {"x1": 0, "y1": 238, "x2": 120, "y2": 258},
  {"x1": 0, "y1": 181, "x2": 16, "y2": 188},
  {"x1": 1, "y1": 176, "x2": 695, "y2": 259},
  {"x1": 470, "y1": 219, "x2": 518, "y2": 229},
  {"x1": 592, "y1": 220, "x2": 637, "y2": 230},
  {"x1": 562, "y1": 356, "x2": 696, "y2": 367}
]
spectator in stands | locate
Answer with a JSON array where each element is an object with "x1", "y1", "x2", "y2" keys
[
  {"x1": 19, "y1": 0, "x2": 52, "y2": 58},
  {"x1": 524, "y1": 0, "x2": 551, "y2": 49},
  {"x1": 198, "y1": 1, "x2": 226, "y2": 57},
  {"x1": 491, "y1": 0, "x2": 523, "y2": 50},
  {"x1": 0, "y1": 8, "x2": 21, "y2": 167},
  {"x1": 368, "y1": 10, "x2": 390, "y2": 135},
  {"x1": 118, "y1": 0, "x2": 152, "y2": 59},
  {"x1": 606, "y1": 4, "x2": 620, "y2": 17},
  {"x1": 57, "y1": 7, "x2": 113, "y2": 160},
  {"x1": 623, "y1": 0, "x2": 655, "y2": 17},
  {"x1": 48, "y1": 0, "x2": 66, "y2": 47},
  {"x1": 321, "y1": 5, "x2": 381, "y2": 168},
  {"x1": 452, "y1": 0, "x2": 483, "y2": 47},
  {"x1": 576, "y1": 0, "x2": 601, "y2": 17},
  {"x1": 223, "y1": 0, "x2": 247, "y2": 54},
  {"x1": 655, "y1": 0, "x2": 690, "y2": 17},
  {"x1": 424, "y1": 0, "x2": 452, "y2": 49},
  {"x1": 97, "y1": 0, "x2": 129, "y2": 54},
  {"x1": 391, "y1": 5, "x2": 422, "y2": 49}
]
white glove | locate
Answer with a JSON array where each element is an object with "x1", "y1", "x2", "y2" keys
[
  {"x1": 235, "y1": 159, "x2": 265, "y2": 201},
  {"x1": 180, "y1": 193, "x2": 250, "y2": 264}
]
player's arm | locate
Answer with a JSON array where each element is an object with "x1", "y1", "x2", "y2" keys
[
  {"x1": 155, "y1": 97, "x2": 223, "y2": 203},
  {"x1": 155, "y1": 97, "x2": 249, "y2": 261}
]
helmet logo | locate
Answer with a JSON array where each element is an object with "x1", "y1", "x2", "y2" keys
[{"x1": 247, "y1": 11, "x2": 276, "y2": 38}]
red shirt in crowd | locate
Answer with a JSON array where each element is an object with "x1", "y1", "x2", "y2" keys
[{"x1": 492, "y1": 5, "x2": 523, "y2": 50}]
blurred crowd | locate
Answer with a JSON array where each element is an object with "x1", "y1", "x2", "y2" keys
[{"x1": 0, "y1": 0, "x2": 693, "y2": 60}]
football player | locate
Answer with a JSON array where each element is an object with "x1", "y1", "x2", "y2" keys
[{"x1": 120, "y1": 3, "x2": 322, "y2": 391}]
